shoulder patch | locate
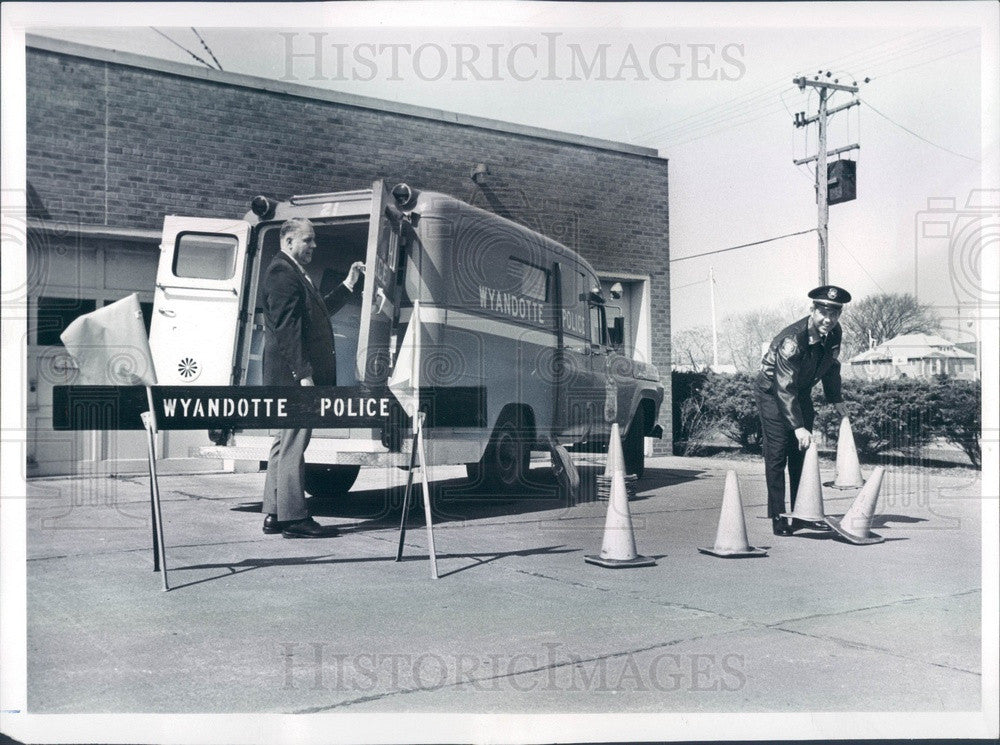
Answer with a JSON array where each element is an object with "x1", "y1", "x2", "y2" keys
[{"x1": 779, "y1": 336, "x2": 798, "y2": 358}]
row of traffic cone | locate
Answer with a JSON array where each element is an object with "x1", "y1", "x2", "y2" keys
[
  {"x1": 586, "y1": 416, "x2": 886, "y2": 569},
  {"x1": 782, "y1": 439, "x2": 886, "y2": 545}
]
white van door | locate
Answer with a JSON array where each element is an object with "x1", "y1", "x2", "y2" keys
[
  {"x1": 149, "y1": 216, "x2": 252, "y2": 385},
  {"x1": 356, "y1": 181, "x2": 404, "y2": 386}
]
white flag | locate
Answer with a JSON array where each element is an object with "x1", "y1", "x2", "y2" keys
[
  {"x1": 387, "y1": 300, "x2": 421, "y2": 425},
  {"x1": 60, "y1": 293, "x2": 158, "y2": 385}
]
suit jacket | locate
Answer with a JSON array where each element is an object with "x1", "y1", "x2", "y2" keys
[
  {"x1": 754, "y1": 316, "x2": 843, "y2": 429},
  {"x1": 262, "y1": 251, "x2": 353, "y2": 386}
]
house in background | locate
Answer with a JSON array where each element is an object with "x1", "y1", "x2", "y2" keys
[{"x1": 847, "y1": 333, "x2": 978, "y2": 381}]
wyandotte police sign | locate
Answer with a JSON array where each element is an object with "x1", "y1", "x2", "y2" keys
[{"x1": 52, "y1": 386, "x2": 485, "y2": 431}]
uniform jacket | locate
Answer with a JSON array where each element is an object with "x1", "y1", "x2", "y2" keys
[
  {"x1": 754, "y1": 316, "x2": 843, "y2": 429},
  {"x1": 262, "y1": 251, "x2": 353, "y2": 386}
]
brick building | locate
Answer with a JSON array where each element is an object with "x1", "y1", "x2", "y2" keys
[{"x1": 24, "y1": 35, "x2": 671, "y2": 476}]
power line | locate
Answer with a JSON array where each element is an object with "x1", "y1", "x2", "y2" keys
[
  {"x1": 670, "y1": 228, "x2": 816, "y2": 263},
  {"x1": 871, "y1": 42, "x2": 979, "y2": 80},
  {"x1": 672, "y1": 278, "x2": 710, "y2": 291},
  {"x1": 659, "y1": 101, "x2": 789, "y2": 149},
  {"x1": 864, "y1": 101, "x2": 981, "y2": 162},
  {"x1": 151, "y1": 28, "x2": 215, "y2": 70},
  {"x1": 191, "y1": 28, "x2": 223, "y2": 71},
  {"x1": 831, "y1": 234, "x2": 886, "y2": 293},
  {"x1": 640, "y1": 30, "x2": 972, "y2": 144},
  {"x1": 638, "y1": 30, "x2": 924, "y2": 142}
]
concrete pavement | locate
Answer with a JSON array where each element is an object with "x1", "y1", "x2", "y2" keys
[{"x1": 22, "y1": 455, "x2": 984, "y2": 715}]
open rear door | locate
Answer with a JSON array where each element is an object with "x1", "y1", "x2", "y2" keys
[
  {"x1": 149, "y1": 216, "x2": 252, "y2": 385},
  {"x1": 356, "y1": 181, "x2": 405, "y2": 386}
]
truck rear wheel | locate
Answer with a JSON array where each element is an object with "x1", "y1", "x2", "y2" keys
[
  {"x1": 623, "y1": 408, "x2": 647, "y2": 478},
  {"x1": 304, "y1": 465, "x2": 361, "y2": 499},
  {"x1": 480, "y1": 412, "x2": 531, "y2": 492}
]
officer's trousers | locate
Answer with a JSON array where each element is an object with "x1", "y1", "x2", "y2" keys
[
  {"x1": 754, "y1": 391, "x2": 815, "y2": 518},
  {"x1": 262, "y1": 428, "x2": 312, "y2": 522}
]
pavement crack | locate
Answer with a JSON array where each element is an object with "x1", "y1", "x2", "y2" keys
[
  {"x1": 774, "y1": 626, "x2": 981, "y2": 676},
  {"x1": 513, "y1": 568, "x2": 758, "y2": 628},
  {"x1": 766, "y1": 588, "x2": 982, "y2": 627}
]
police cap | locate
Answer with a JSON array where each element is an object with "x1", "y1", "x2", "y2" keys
[{"x1": 808, "y1": 285, "x2": 852, "y2": 307}]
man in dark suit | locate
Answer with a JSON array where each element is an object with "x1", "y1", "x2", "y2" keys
[
  {"x1": 754, "y1": 285, "x2": 851, "y2": 536},
  {"x1": 262, "y1": 217, "x2": 364, "y2": 538}
]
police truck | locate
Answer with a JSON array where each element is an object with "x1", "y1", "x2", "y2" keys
[{"x1": 149, "y1": 181, "x2": 664, "y2": 496}]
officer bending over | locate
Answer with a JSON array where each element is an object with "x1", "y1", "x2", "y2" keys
[{"x1": 754, "y1": 285, "x2": 851, "y2": 536}]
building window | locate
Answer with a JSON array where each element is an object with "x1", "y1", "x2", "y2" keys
[
  {"x1": 173, "y1": 232, "x2": 238, "y2": 280},
  {"x1": 35, "y1": 297, "x2": 97, "y2": 346}
]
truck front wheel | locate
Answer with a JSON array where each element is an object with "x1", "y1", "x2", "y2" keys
[
  {"x1": 303, "y1": 465, "x2": 361, "y2": 499},
  {"x1": 623, "y1": 408, "x2": 647, "y2": 478},
  {"x1": 478, "y1": 413, "x2": 531, "y2": 492}
]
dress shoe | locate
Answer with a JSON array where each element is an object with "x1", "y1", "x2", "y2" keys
[
  {"x1": 790, "y1": 518, "x2": 832, "y2": 532},
  {"x1": 772, "y1": 517, "x2": 794, "y2": 536},
  {"x1": 281, "y1": 517, "x2": 339, "y2": 539},
  {"x1": 263, "y1": 514, "x2": 291, "y2": 535}
]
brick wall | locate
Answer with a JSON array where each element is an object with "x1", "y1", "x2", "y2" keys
[{"x1": 26, "y1": 44, "x2": 672, "y2": 449}]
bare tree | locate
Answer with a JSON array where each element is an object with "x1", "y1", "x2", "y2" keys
[
  {"x1": 721, "y1": 308, "x2": 786, "y2": 373},
  {"x1": 839, "y1": 293, "x2": 941, "y2": 357},
  {"x1": 672, "y1": 325, "x2": 714, "y2": 369}
]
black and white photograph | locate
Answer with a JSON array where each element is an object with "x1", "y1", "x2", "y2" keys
[{"x1": 1, "y1": 2, "x2": 997, "y2": 743}]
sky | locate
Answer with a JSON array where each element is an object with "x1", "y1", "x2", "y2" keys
[{"x1": 4, "y1": 1, "x2": 998, "y2": 341}]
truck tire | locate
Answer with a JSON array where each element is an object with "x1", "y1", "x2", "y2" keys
[
  {"x1": 623, "y1": 408, "x2": 646, "y2": 478},
  {"x1": 303, "y1": 465, "x2": 361, "y2": 499},
  {"x1": 480, "y1": 412, "x2": 531, "y2": 492}
]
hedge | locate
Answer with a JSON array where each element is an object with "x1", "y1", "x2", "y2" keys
[{"x1": 672, "y1": 371, "x2": 981, "y2": 468}]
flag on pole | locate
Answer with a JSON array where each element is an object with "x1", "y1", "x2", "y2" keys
[
  {"x1": 60, "y1": 293, "x2": 158, "y2": 385},
  {"x1": 387, "y1": 300, "x2": 421, "y2": 429}
]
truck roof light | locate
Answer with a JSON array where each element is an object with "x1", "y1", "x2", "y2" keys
[
  {"x1": 391, "y1": 183, "x2": 417, "y2": 210},
  {"x1": 250, "y1": 195, "x2": 275, "y2": 219}
]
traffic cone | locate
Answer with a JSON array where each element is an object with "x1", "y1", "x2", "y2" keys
[
  {"x1": 826, "y1": 466, "x2": 886, "y2": 545},
  {"x1": 603, "y1": 428, "x2": 623, "y2": 477},
  {"x1": 698, "y1": 470, "x2": 767, "y2": 558},
  {"x1": 585, "y1": 424, "x2": 656, "y2": 568},
  {"x1": 825, "y1": 416, "x2": 865, "y2": 489},
  {"x1": 781, "y1": 442, "x2": 827, "y2": 522}
]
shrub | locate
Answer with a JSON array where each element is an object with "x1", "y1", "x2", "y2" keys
[
  {"x1": 671, "y1": 371, "x2": 715, "y2": 455},
  {"x1": 814, "y1": 379, "x2": 937, "y2": 457},
  {"x1": 673, "y1": 371, "x2": 981, "y2": 468},
  {"x1": 929, "y1": 377, "x2": 981, "y2": 468},
  {"x1": 700, "y1": 373, "x2": 763, "y2": 453}
]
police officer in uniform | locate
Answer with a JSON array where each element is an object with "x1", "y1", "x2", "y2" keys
[{"x1": 755, "y1": 285, "x2": 851, "y2": 535}]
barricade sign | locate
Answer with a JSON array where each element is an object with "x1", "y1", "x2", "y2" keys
[{"x1": 52, "y1": 385, "x2": 486, "y2": 431}]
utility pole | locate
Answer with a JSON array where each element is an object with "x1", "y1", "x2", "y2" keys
[
  {"x1": 793, "y1": 75, "x2": 861, "y2": 285},
  {"x1": 709, "y1": 266, "x2": 719, "y2": 369}
]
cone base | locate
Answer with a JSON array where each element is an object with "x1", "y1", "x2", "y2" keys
[
  {"x1": 824, "y1": 479, "x2": 865, "y2": 490},
  {"x1": 781, "y1": 511, "x2": 827, "y2": 523},
  {"x1": 584, "y1": 554, "x2": 656, "y2": 568},
  {"x1": 697, "y1": 546, "x2": 767, "y2": 558},
  {"x1": 825, "y1": 516, "x2": 885, "y2": 545}
]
